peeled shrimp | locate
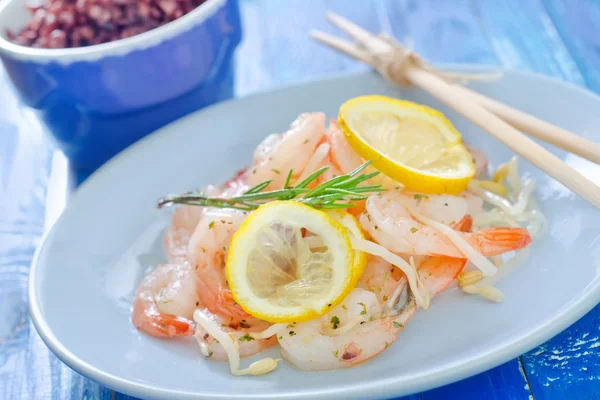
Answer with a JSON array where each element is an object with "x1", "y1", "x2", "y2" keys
[
  {"x1": 194, "y1": 309, "x2": 277, "y2": 361},
  {"x1": 319, "y1": 120, "x2": 363, "y2": 181},
  {"x1": 399, "y1": 190, "x2": 484, "y2": 226},
  {"x1": 132, "y1": 263, "x2": 198, "y2": 338},
  {"x1": 163, "y1": 206, "x2": 205, "y2": 264},
  {"x1": 246, "y1": 112, "x2": 326, "y2": 189},
  {"x1": 162, "y1": 175, "x2": 249, "y2": 264},
  {"x1": 278, "y1": 288, "x2": 416, "y2": 371},
  {"x1": 361, "y1": 191, "x2": 531, "y2": 258},
  {"x1": 280, "y1": 253, "x2": 466, "y2": 371},
  {"x1": 413, "y1": 217, "x2": 471, "y2": 297},
  {"x1": 316, "y1": 120, "x2": 371, "y2": 215},
  {"x1": 417, "y1": 256, "x2": 466, "y2": 296},
  {"x1": 356, "y1": 256, "x2": 404, "y2": 304},
  {"x1": 187, "y1": 208, "x2": 250, "y2": 323}
]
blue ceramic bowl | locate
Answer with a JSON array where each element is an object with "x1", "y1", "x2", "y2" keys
[{"x1": 0, "y1": 0, "x2": 241, "y2": 171}]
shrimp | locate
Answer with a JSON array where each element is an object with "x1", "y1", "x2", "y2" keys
[
  {"x1": 361, "y1": 191, "x2": 531, "y2": 258},
  {"x1": 274, "y1": 216, "x2": 472, "y2": 371},
  {"x1": 194, "y1": 309, "x2": 277, "y2": 361},
  {"x1": 318, "y1": 119, "x2": 409, "y2": 211},
  {"x1": 319, "y1": 120, "x2": 363, "y2": 181},
  {"x1": 187, "y1": 208, "x2": 250, "y2": 323},
  {"x1": 314, "y1": 120, "x2": 373, "y2": 215},
  {"x1": 399, "y1": 190, "x2": 484, "y2": 226},
  {"x1": 278, "y1": 288, "x2": 416, "y2": 371},
  {"x1": 163, "y1": 206, "x2": 205, "y2": 264},
  {"x1": 416, "y1": 218, "x2": 471, "y2": 296},
  {"x1": 132, "y1": 263, "x2": 198, "y2": 338},
  {"x1": 356, "y1": 256, "x2": 404, "y2": 304},
  {"x1": 417, "y1": 256, "x2": 466, "y2": 296},
  {"x1": 452, "y1": 214, "x2": 473, "y2": 232},
  {"x1": 246, "y1": 113, "x2": 326, "y2": 189},
  {"x1": 358, "y1": 217, "x2": 470, "y2": 307},
  {"x1": 162, "y1": 174, "x2": 249, "y2": 264}
]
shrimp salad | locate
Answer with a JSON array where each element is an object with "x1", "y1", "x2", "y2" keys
[{"x1": 132, "y1": 106, "x2": 544, "y2": 376}]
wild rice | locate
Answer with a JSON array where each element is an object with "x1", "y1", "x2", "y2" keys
[{"x1": 7, "y1": 0, "x2": 208, "y2": 49}]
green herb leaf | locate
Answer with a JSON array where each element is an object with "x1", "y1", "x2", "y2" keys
[
  {"x1": 413, "y1": 193, "x2": 429, "y2": 206},
  {"x1": 239, "y1": 333, "x2": 255, "y2": 342},
  {"x1": 358, "y1": 302, "x2": 367, "y2": 316},
  {"x1": 393, "y1": 322, "x2": 403, "y2": 328},
  {"x1": 283, "y1": 169, "x2": 293, "y2": 189},
  {"x1": 157, "y1": 161, "x2": 384, "y2": 211},
  {"x1": 331, "y1": 316, "x2": 340, "y2": 329}
]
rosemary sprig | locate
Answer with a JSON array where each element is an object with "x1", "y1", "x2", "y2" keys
[{"x1": 157, "y1": 161, "x2": 386, "y2": 211}]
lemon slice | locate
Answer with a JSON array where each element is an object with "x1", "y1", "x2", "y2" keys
[
  {"x1": 339, "y1": 95, "x2": 475, "y2": 194},
  {"x1": 325, "y1": 210, "x2": 367, "y2": 287},
  {"x1": 226, "y1": 201, "x2": 359, "y2": 323}
]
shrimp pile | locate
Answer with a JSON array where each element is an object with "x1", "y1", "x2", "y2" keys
[{"x1": 131, "y1": 112, "x2": 540, "y2": 374}]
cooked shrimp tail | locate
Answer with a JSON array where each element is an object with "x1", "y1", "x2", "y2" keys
[
  {"x1": 132, "y1": 263, "x2": 199, "y2": 338},
  {"x1": 134, "y1": 311, "x2": 196, "y2": 338},
  {"x1": 466, "y1": 227, "x2": 532, "y2": 256},
  {"x1": 418, "y1": 257, "x2": 466, "y2": 296},
  {"x1": 452, "y1": 215, "x2": 473, "y2": 232}
]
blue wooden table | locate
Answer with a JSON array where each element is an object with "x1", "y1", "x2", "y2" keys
[{"x1": 1, "y1": 1, "x2": 599, "y2": 399}]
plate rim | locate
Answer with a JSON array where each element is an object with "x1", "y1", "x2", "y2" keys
[{"x1": 29, "y1": 66, "x2": 600, "y2": 400}]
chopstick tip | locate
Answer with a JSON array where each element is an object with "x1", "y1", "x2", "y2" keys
[
  {"x1": 324, "y1": 10, "x2": 339, "y2": 21},
  {"x1": 310, "y1": 30, "x2": 327, "y2": 41}
]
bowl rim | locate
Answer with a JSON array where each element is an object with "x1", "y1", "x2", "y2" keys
[{"x1": 0, "y1": 0, "x2": 230, "y2": 64}]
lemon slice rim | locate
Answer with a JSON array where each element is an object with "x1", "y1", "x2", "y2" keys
[
  {"x1": 226, "y1": 201, "x2": 357, "y2": 323},
  {"x1": 338, "y1": 95, "x2": 476, "y2": 194},
  {"x1": 325, "y1": 210, "x2": 367, "y2": 287}
]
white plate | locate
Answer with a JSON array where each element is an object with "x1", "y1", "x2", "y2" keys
[{"x1": 29, "y1": 69, "x2": 600, "y2": 400}]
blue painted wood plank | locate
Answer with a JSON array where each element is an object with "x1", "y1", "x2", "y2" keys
[
  {"x1": 236, "y1": 0, "x2": 381, "y2": 96},
  {"x1": 113, "y1": 392, "x2": 141, "y2": 400},
  {"x1": 261, "y1": 0, "x2": 381, "y2": 86},
  {"x1": 522, "y1": 306, "x2": 600, "y2": 400},
  {"x1": 234, "y1": 0, "x2": 273, "y2": 97},
  {"x1": 262, "y1": 0, "x2": 342, "y2": 85},
  {"x1": 0, "y1": 230, "x2": 116, "y2": 400},
  {"x1": 420, "y1": 360, "x2": 531, "y2": 400},
  {"x1": 382, "y1": 0, "x2": 498, "y2": 65},
  {"x1": 543, "y1": 0, "x2": 600, "y2": 92},
  {"x1": 474, "y1": 0, "x2": 585, "y2": 84}
]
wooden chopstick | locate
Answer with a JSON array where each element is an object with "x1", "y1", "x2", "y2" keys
[
  {"x1": 448, "y1": 84, "x2": 600, "y2": 165},
  {"x1": 312, "y1": 13, "x2": 600, "y2": 210},
  {"x1": 405, "y1": 68, "x2": 600, "y2": 209},
  {"x1": 317, "y1": 12, "x2": 600, "y2": 166}
]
